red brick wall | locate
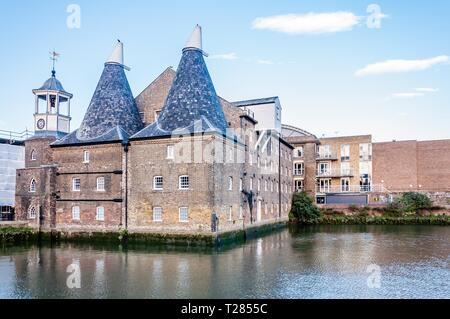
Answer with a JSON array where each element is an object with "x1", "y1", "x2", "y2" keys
[
  {"x1": 373, "y1": 141, "x2": 418, "y2": 191},
  {"x1": 417, "y1": 140, "x2": 450, "y2": 191}
]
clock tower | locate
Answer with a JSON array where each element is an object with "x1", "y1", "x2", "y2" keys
[{"x1": 32, "y1": 62, "x2": 73, "y2": 138}]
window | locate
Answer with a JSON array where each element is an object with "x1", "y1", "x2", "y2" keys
[
  {"x1": 257, "y1": 179, "x2": 261, "y2": 192},
  {"x1": 294, "y1": 162, "x2": 304, "y2": 176},
  {"x1": 83, "y1": 150, "x2": 90, "y2": 163},
  {"x1": 360, "y1": 143, "x2": 372, "y2": 161},
  {"x1": 155, "y1": 110, "x2": 162, "y2": 121},
  {"x1": 228, "y1": 177, "x2": 233, "y2": 191},
  {"x1": 319, "y1": 179, "x2": 331, "y2": 193},
  {"x1": 228, "y1": 206, "x2": 233, "y2": 221},
  {"x1": 28, "y1": 206, "x2": 36, "y2": 219},
  {"x1": 294, "y1": 147, "x2": 304, "y2": 158},
  {"x1": 239, "y1": 206, "x2": 243, "y2": 220},
  {"x1": 250, "y1": 178, "x2": 253, "y2": 191},
  {"x1": 341, "y1": 162, "x2": 351, "y2": 176},
  {"x1": 153, "y1": 176, "x2": 163, "y2": 190},
  {"x1": 179, "y1": 176, "x2": 189, "y2": 190},
  {"x1": 29, "y1": 178, "x2": 37, "y2": 193},
  {"x1": 249, "y1": 152, "x2": 253, "y2": 166},
  {"x1": 179, "y1": 207, "x2": 189, "y2": 222},
  {"x1": 153, "y1": 207, "x2": 163, "y2": 222},
  {"x1": 72, "y1": 206, "x2": 80, "y2": 220},
  {"x1": 318, "y1": 145, "x2": 331, "y2": 158},
  {"x1": 295, "y1": 180, "x2": 304, "y2": 192},
  {"x1": 271, "y1": 181, "x2": 274, "y2": 192},
  {"x1": 318, "y1": 162, "x2": 330, "y2": 176},
  {"x1": 72, "y1": 178, "x2": 81, "y2": 192},
  {"x1": 31, "y1": 150, "x2": 37, "y2": 161},
  {"x1": 265, "y1": 180, "x2": 268, "y2": 191},
  {"x1": 239, "y1": 178, "x2": 243, "y2": 191},
  {"x1": 341, "y1": 145, "x2": 350, "y2": 161},
  {"x1": 341, "y1": 178, "x2": 350, "y2": 192},
  {"x1": 96, "y1": 206, "x2": 105, "y2": 221},
  {"x1": 96, "y1": 177, "x2": 105, "y2": 191},
  {"x1": 167, "y1": 145, "x2": 174, "y2": 159}
]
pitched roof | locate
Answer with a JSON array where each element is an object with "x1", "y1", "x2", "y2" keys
[
  {"x1": 132, "y1": 27, "x2": 228, "y2": 140},
  {"x1": 54, "y1": 43, "x2": 143, "y2": 146},
  {"x1": 33, "y1": 71, "x2": 72, "y2": 98}
]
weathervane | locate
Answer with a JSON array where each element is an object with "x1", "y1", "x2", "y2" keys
[{"x1": 49, "y1": 50, "x2": 60, "y2": 76}]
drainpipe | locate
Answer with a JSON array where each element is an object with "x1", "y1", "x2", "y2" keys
[
  {"x1": 122, "y1": 142, "x2": 129, "y2": 229},
  {"x1": 279, "y1": 134, "x2": 282, "y2": 219}
]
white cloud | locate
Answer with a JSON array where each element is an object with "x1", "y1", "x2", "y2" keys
[
  {"x1": 257, "y1": 59, "x2": 275, "y2": 65},
  {"x1": 209, "y1": 53, "x2": 238, "y2": 60},
  {"x1": 252, "y1": 12, "x2": 360, "y2": 35},
  {"x1": 415, "y1": 87, "x2": 439, "y2": 93},
  {"x1": 391, "y1": 92, "x2": 425, "y2": 99},
  {"x1": 355, "y1": 55, "x2": 449, "y2": 76}
]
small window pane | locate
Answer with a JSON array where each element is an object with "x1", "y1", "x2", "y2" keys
[
  {"x1": 179, "y1": 176, "x2": 189, "y2": 189},
  {"x1": 153, "y1": 207, "x2": 163, "y2": 222},
  {"x1": 167, "y1": 145, "x2": 174, "y2": 159},
  {"x1": 96, "y1": 207, "x2": 105, "y2": 221},
  {"x1": 72, "y1": 206, "x2": 80, "y2": 220},
  {"x1": 154, "y1": 176, "x2": 164, "y2": 190},
  {"x1": 97, "y1": 177, "x2": 105, "y2": 191},
  {"x1": 73, "y1": 178, "x2": 81, "y2": 191},
  {"x1": 179, "y1": 207, "x2": 189, "y2": 222}
]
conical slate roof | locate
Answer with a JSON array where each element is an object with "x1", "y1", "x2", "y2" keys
[
  {"x1": 53, "y1": 42, "x2": 143, "y2": 146},
  {"x1": 132, "y1": 26, "x2": 228, "y2": 139}
]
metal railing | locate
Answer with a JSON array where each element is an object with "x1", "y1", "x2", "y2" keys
[
  {"x1": 316, "y1": 185, "x2": 386, "y2": 194},
  {"x1": 316, "y1": 169, "x2": 354, "y2": 177},
  {"x1": 0, "y1": 130, "x2": 33, "y2": 143},
  {"x1": 241, "y1": 107, "x2": 255, "y2": 120},
  {"x1": 294, "y1": 169, "x2": 305, "y2": 176},
  {"x1": 316, "y1": 152, "x2": 338, "y2": 160}
]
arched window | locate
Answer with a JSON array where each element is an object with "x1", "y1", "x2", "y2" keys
[
  {"x1": 31, "y1": 150, "x2": 37, "y2": 161},
  {"x1": 28, "y1": 206, "x2": 36, "y2": 219},
  {"x1": 29, "y1": 179, "x2": 37, "y2": 193}
]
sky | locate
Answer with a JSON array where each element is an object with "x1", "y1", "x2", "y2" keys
[{"x1": 0, "y1": 0, "x2": 449, "y2": 142}]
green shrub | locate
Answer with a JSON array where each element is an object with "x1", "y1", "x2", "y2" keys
[
  {"x1": 389, "y1": 192, "x2": 433, "y2": 214},
  {"x1": 289, "y1": 192, "x2": 322, "y2": 222}
]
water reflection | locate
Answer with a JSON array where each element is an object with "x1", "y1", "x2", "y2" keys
[{"x1": 0, "y1": 226, "x2": 449, "y2": 299}]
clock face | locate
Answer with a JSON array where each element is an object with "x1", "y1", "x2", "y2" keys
[{"x1": 37, "y1": 119, "x2": 45, "y2": 130}]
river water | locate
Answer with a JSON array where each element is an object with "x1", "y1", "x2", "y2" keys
[{"x1": 0, "y1": 225, "x2": 449, "y2": 299}]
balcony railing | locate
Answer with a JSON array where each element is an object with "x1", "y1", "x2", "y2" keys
[
  {"x1": 241, "y1": 107, "x2": 255, "y2": 120},
  {"x1": 316, "y1": 185, "x2": 386, "y2": 194},
  {"x1": 316, "y1": 169, "x2": 354, "y2": 177},
  {"x1": 294, "y1": 169, "x2": 305, "y2": 176},
  {"x1": 316, "y1": 152, "x2": 338, "y2": 161}
]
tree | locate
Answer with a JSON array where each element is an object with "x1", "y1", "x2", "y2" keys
[{"x1": 289, "y1": 192, "x2": 322, "y2": 222}]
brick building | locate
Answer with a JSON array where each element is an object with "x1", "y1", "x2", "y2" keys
[
  {"x1": 15, "y1": 26, "x2": 293, "y2": 235},
  {"x1": 373, "y1": 139, "x2": 450, "y2": 194}
]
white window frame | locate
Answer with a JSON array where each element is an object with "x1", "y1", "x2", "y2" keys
[
  {"x1": 96, "y1": 206, "x2": 105, "y2": 221},
  {"x1": 29, "y1": 178, "x2": 37, "y2": 193},
  {"x1": 72, "y1": 206, "x2": 80, "y2": 221},
  {"x1": 83, "y1": 150, "x2": 90, "y2": 163},
  {"x1": 179, "y1": 207, "x2": 189, "y2": 223},
  {"x1": 341, "y1": 144, "x2": 350, "y2": 161},
  {"x1": 239, "y1": 178, "x2": 243, "y2": 191},
  {"x1": 295, "y1": 179, "x2": 304, "y2": 192},
  {"x1": 228, "y1": 176, "x2": 233, "y2": 191},
  {"x1": 72, "y1": 178, "x2": 81, "y2": 192},
  {"x1": 179, "y1": 175, "x2": 189, "y2": 190},
  {"x1": 153, "y1": 207, "x2": 163, "y2": 222},
  {"x1": 28, "y1": 206, "x2": 36, "y2": 219},
  {"x1": 167, "y1": 145, "x2": 175, "y2": 160},
  {"x1": 341, "y1": 178, "x2": 350, "y2": 192},
  {"x1": 250, "y1": 178, "x2": 253, "y2": 191},
  {"x1": 228, "y1": 206, "x2": 233, "y2": 222},
  {"x1": 31, "y1": 150, "x2": 37, "y2": 161},
  {"x1": 153, "y1": 176, "x2": 164, "y2": 190},
  {"x1": 96, "y1": 177, "x2": 105, "y2": 192},
  {"x1": 294, "y1": 162, "x2": 304, "y2": 176}
]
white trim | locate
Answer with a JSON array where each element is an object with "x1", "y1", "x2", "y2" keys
[
  {"x1": 153, "y1": 176, "x2": 164, "y2": 191},
  {"x1": 179, "y1": 207, "x2": 189, "y2": 222}
]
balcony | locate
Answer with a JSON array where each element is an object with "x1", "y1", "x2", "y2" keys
[
  {"x1": 316, "y1": 152, "x2": 338, "y2": 161},
  {"x1": 294, "y1": 169, "x2": 305, "y2": 176},
  {"x1": 240, "y1": 107, "x2": 255, "y2": 121},
  {"x1": 316, "y1": 169, "x2": 354, "y2": 178},
  {"x1": 316, "y1": 184, "x2": 386, "y2": 194}
]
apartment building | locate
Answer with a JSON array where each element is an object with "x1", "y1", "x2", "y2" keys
[{"x1": 283, "y1": 125, "x2": 382, "y2": 205}]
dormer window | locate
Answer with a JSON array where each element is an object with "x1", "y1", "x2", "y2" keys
[
  {"x1": 31, "y1": 150, "x2": 37, "y2": 161},
  {"x1": 83, "y1": 151, "x2": 90, "y2": 163}
]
